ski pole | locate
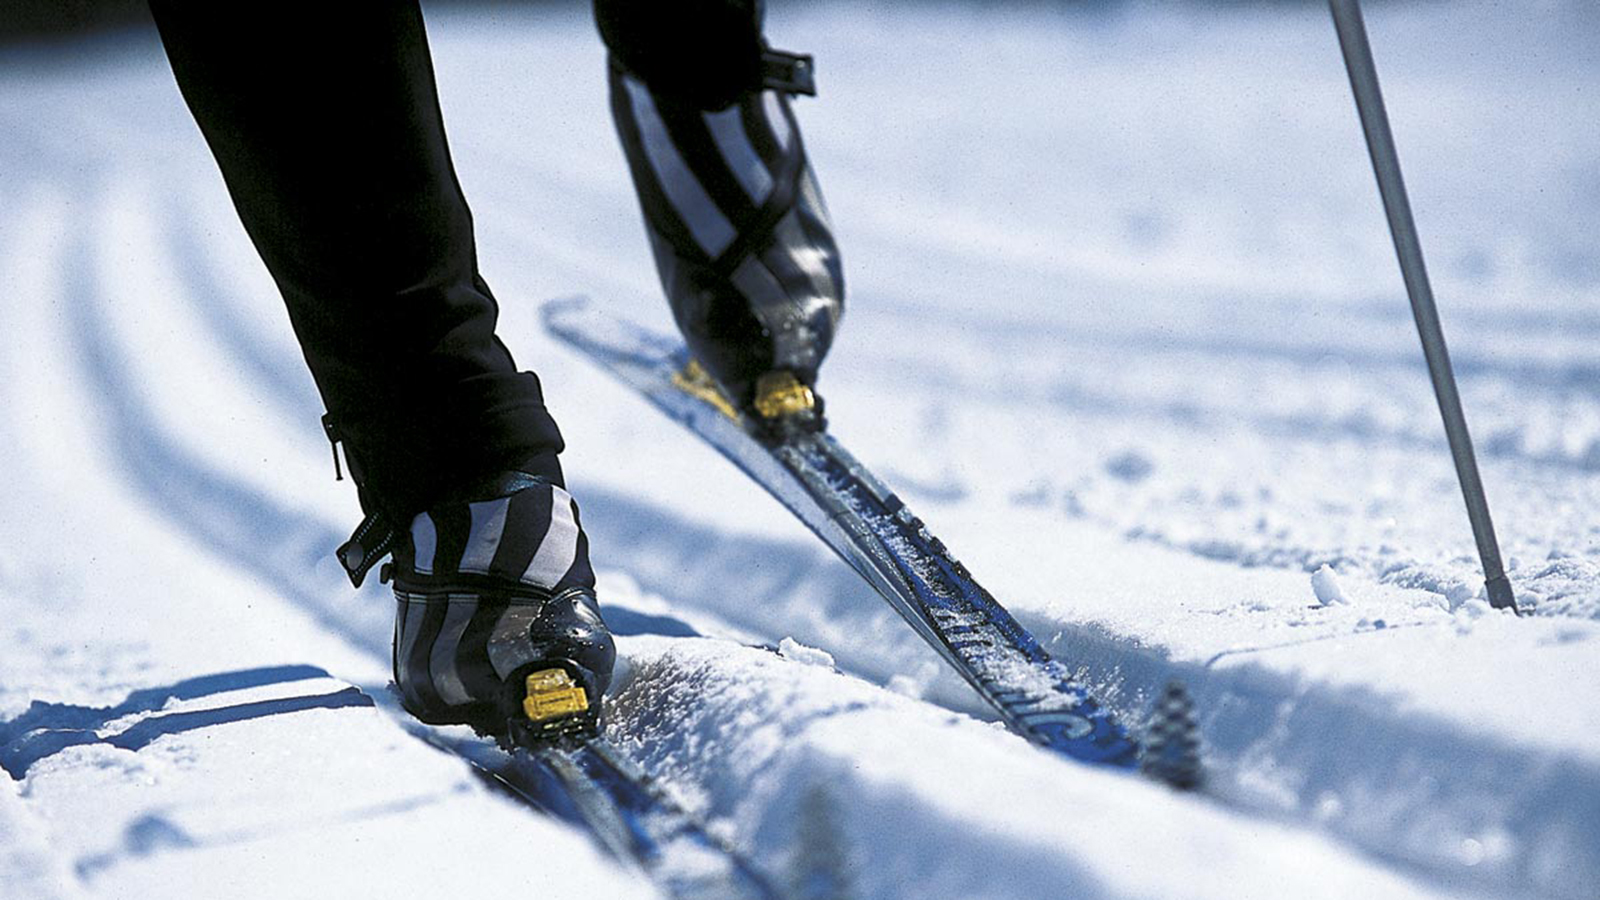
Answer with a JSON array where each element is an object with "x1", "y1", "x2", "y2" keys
[{"x1": 1327, "y1": 0, "x2": 1517, "y2": 613}]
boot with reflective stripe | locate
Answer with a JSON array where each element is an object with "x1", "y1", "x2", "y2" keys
[
  {"x1": 387, "y1": 472, "x2": 615, "y2": 742},
  {"x1": 608, "y1": 51, "x2": 845, "y2": 416}
]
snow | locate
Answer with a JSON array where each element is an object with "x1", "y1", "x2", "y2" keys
[
  {"x1": 2, "y1": 2, "x2": 1598, "y2": 898},
  {"x1": 776, "y1": 637, "x2": 836, "y2": 670},
  {"x1": 610, "y1": 633, "x2": 1461, "y2": 900},
  {"x1": 1312, "y1": 564, "x2": 1350, "y2": 606}
]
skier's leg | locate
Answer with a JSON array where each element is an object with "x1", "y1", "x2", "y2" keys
[
  {"x1": 148, "y1": 0, "x2": 559, "y2": 523},
  {"x1": 597, "y1": 0, "x2": 845, "y2": 421},
  {"x1": 149, "y1": 1, "x2": 613, "y2": 738}
]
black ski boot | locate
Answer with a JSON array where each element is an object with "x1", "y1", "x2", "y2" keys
[
  {"x1": 603, "y1": 1, "x2": 844, "y2": 422},
  {"x1": 341, "y1": 472, "x2": 616, "y2": 743}
]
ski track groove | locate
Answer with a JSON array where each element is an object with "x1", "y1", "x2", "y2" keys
[
  {"x1": 42, "y1": 176, "x2": 1524, "y2": 900},
  {"x1": 845, "y1": 300, "x2": 1600, "y2": 478},
  {"x1": 159, "y1": 193, "x2": 326, "y2": 428},
  {"x1": 5, "y1": 10, "x2": 1596, "y2": 897},
  {"x1": 66, "y1": 186, "x2": 389, "y2": 661}
]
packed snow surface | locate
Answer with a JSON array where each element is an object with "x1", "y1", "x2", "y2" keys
[{"x1": 2, "y1": 2, "x2": 1597, "y2": 898}]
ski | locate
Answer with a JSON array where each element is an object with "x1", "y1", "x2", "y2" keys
[
  {"x1": 544, "y1": 297, "x2": 1195, "y2": 782},
  {"x1": 395, "y1": 713, "x2": 779, "y2": 900}
]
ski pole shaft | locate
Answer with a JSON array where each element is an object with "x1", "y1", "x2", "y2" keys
[{"x1": 1328, "y1": 0, "x2": 1517, "y2": 612}]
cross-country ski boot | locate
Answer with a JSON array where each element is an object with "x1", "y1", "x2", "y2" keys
[
  {"x1": 602, "y1": 0, "x2": 843, "y2": 434},
  {"x1": 339, "y1": 472, "x2": 616, "y2": 744}
]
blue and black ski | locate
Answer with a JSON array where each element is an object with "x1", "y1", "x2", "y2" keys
[{"x1": 544, "y1": 297, "x2": 1199, "y2": 786}]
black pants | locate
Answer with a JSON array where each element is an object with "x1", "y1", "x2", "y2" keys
[{"x1": 149, "y1": 1, "x2": 763, "y2": 524}]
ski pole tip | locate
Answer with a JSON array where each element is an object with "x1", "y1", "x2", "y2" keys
[{"x1": 1485, "y1": 574, "x2": 1519, "y2": 615}]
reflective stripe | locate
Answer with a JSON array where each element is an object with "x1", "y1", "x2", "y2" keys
[
  {"x1": 411, "y1": 514, "x2": 438, "y2": 575},
  {"x1": 704, "y1": 105, "x2": 773, "y2": 205},
  {"x1": 396, "y1": 597, "x2": 430, "y2": 706},
  {"x1": 429, "y1": 597, "x2": 479, "y2": 707},
  {"x1": 799, "y1": 166, "x2": 834, "y2": 223},
  {"x1": 763, "y1": 92, "x2": 793, "y2": 150},
  {"x1": 625, "y1": 76, "x2": 736, "y2": 256},
  {"x1": 522, "y1": 487, "x2": 580, "y2": 589},
  {"x1": 458, "y1": 498, "x2": 509, "y2": 575},
  {"x1": 487, "y1": 603, "x2": 543, "y2": 680},
  {"x1": 392, "y1": 599, "x2": 405, "y2": 671},
  {"x1": 729, "y1": 255, "x2": 792, "y2": 330},
  {"x1": 772, "y1": 211, "x2": 836, "y2": 308}
]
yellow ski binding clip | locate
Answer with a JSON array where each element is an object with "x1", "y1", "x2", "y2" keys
[
  {"x1": 523, "y1": 668, "x2": 590, "y2": 725},
  {"x1": 672, "y1": 359, "x2": 742, "y2": 421},
  {"x1": 673, "y1": 360, "x2": 818, "y2": 425},
  {"x1": 753, "y1": 370, "x2": 816, "y2": 420}
]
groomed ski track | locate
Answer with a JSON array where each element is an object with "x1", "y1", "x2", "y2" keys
[{"x1": 1, "y1": 3, "x2": 1596, "y2": 899}]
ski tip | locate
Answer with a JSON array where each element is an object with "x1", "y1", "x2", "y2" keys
[{"x1": 1140, "y1": 680, "x2": 1204, "y2": 792}]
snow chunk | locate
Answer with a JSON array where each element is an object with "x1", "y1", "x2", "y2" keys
[
  {"x1": 1444, "y1": 581, "x2": 1478, "y2": 611},
  {"x1": 1311, "y1": 565, "x2": 1349, "y2": 606},
  {"x1": 777, "y1": 637, "x2": 836, "y2": 669}
]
